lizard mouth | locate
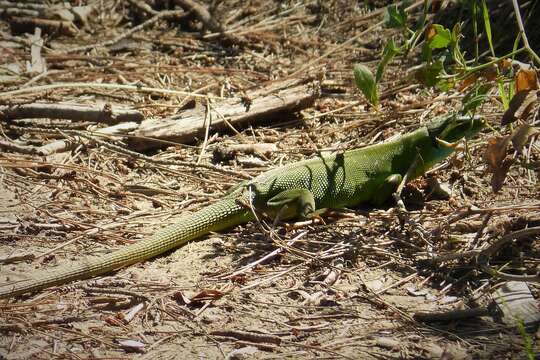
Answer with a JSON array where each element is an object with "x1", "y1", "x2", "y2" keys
[{"x1": 427, "y1": 115, "x2": 485, "y2": 144}]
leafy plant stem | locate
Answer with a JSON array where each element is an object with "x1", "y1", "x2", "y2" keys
[{"x1": 466, "y1": 48, "x2": 526, "y2": 74}]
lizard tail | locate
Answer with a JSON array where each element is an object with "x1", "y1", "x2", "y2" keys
[{"x1": 0, "y1": 198, "x2": 252, "y2": 299}]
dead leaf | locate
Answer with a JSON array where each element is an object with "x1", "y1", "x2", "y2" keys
[
  {"x1": 491, "y1": 157, "x2": 514, "y2": 193},
  {"x1": 172, "y1": 291, "x2": 192, "y2": 305},
  {"x1": 458, "y1": 66, "x2": 498, "y2": 92},
  {"x1": 515, "y1": 69, "x2": 539, "y2": 92},
  {"x1": 425, "y1": 25, "x2": 436, "y2": 42},
  {"x1": 511, "y1": 123, "x2": 540, "y2": 153},
  {"x1": 498, "y1": 58, "x2": 512, "y2": 71},
  {"x1": 485, "y1": 136, "x2": 510, "y2": 170},
  {"x1": 190, "y1": 289, "x2": 225, "y2": 303},
  {"x1": 484, "y1": 137, "x2": 513, "y2": 193},
  {"x1": 501, "y1": 90, "x2": 538, "y2": 125},
  {"x1": 458, "y1": 73, "x2": 479, "y2": 91}
]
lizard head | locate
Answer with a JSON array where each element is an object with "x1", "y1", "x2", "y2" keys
[{"x1": 427, "y1": 114, "x2": 485, "y2": 144}]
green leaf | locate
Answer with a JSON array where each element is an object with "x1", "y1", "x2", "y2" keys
[
  {"x1": 461, "y1": 83, "x2": 491, "y2": 114},
  {"x1": 428, "y1": 24, "x2": 452, "y2": 49},
  {"x1": 376, "y1": 40, "x2": 400, "y2": 83},
  {"x1": 481, "y1": 0, "x2": 495, "y2": 56},
  {"x1": 415, "y1": 60, "x2": 444, "y2": 87},
  {"x1": 384, "y1": 4, "x2": 407, "y2": 28},
  {"x1": 354, "y1": 64, "x2": 378, "y2": 105},
  {"x1": 436, "y1": 78, "x2": 454, "y2": 92},
  {"x1": 421, "y1": 42, "x2": 432, "y2": 62}
]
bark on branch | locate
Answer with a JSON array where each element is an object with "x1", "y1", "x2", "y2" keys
[
  {"x1": 0, "y1": 103, "x2": 144, "y2": 124},
  {"x1": 131, "y1": 78, "x2": 319, "y2": 150}
]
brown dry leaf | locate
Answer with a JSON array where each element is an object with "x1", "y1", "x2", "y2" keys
[
  {"x1": 190, "y1": 289, "x2": 225, "y2": 303},
  {"x1": 458, "y1": 66, "x2": 498, "y2": 92},
  {"x1": 484, "y1": 136, "x2": 513, "y2": 193},
  {"x1": 498, "y1": 58, "x2": 512, "y2": 71},
  {"x1": 484, "y1": 136, "x2": 510, "y2": 170},
  {"x1": 511, "y1": 123, "x2": 540, "y2": 153},
  {"x1": 501, "y1": 90, "x2": 538, "y2": 125},
  {"x1": 425, "y1": 24, "x2": 437, "y2": 41},
  {"x1": 458, "y1": 73, "x2": 479, "y2": 91},
  {"x1": 171, "y1": 290, "x2": 192, "y2": 305},
  {"x1": 515, "y1": 69, "x2": 539, "y2": 92},
  {"x1": 482, "y1": 66, "x2": 499, "y2": 81},
  {"x1": 491, "y1": 157, "x2": 514, "y2": 193}
]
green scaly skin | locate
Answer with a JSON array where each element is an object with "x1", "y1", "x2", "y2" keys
[{"x1": 0, "y1": 115, "x2": 483, "y2": 299}]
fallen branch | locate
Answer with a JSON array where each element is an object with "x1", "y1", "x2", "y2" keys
[
  {"x1": 0, "y1": 139, "x2": 38, "y2": 155},
  {"x1": 36, "y1": 122, "x2": 139, "y2": 156},
  {"x1": 131, "y1": 78, "x2": 319, "y2": 150},
  {"x1": 9, "y1": 16, "x2": 78, "y2": 37},
  {"x1": 1, "y1": 102, "x2": 144, "y2": 124},
  {"x1": 211, "y1": 330, "x2": 281, "y2": 345}
]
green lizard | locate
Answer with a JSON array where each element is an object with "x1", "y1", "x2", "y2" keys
[{"x1": 0, "y1": 115, "x2": 483, "y2": 299}]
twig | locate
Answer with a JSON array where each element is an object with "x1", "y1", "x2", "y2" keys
[
  {"x1": 0, "y1": 315, "x2": 85, "y2": 333},
  {"x1": 1, "y1": 102, "x2": 144, "y2": 124},
  {"x1": 210, "y1": 329, "x2": 281, "y2": 344},
  {"x1": 414, "y1": 308, "x2": 489, "y2": 323},
  {"x1": 9, "y1": 17, "x2": 78, "y2": 37},
  {"x1": 0, "y1": 139, "x2": 38, "y2": 155},
  {"x1": 220, "y1": 230, "x2": 308, "y2": 280},
  {"x1": 36, "y1": 122, "x2": 138, "y2": 156},
  {"x1": 74, "y1": 131, "x2": 249, "y2": 178},
  {"x1": 511, "y1": 0, "x2": 540, "y2": 66},
  {"x1": 432, "y1": 203, "x2": 540, "y2": 237},
  {"x1": 0, "y1": 82, "x2": 221, "y2": 99},
  {"x1": 241, "y1": 263, "x2": 304, "y2": 291},
  {"x1": 375, "y1": 272, "x2": 418, "y2": 295},
  {"x1": 127, "y1": 0, "x2": 158, "y2": 16},
  {"x1": 478, "y1": 226, "x2": 540, "y2": 283},
  {"x1": 83, "y1": 286, "x2": 149, "y2": 301},
  {"x1": 196, "y1": 99, "x2": 212, "y2": 164},
  {"x1": 65, "y1": 9, "x2": 186, "y2": 53},
  {"x1": 0, "y1": 1, "x2": 46, "y2": 10}
]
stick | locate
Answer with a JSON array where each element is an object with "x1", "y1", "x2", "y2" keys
[
  {"x1": 132, "y1": 78, "x2": 318, "y2": 150},
  {"x1": 36, "y1": 122, "x2": 139, "y2": 156},
  {"x1": 1, "y1": 103, "x2": 144, "y2": 124},
  {"x1": 0, "y1": 82, "x2": 218, "y2": 99}
]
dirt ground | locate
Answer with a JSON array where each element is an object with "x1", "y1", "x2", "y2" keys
[{"x1": 1, "y1": 1, "x2": 539, "y2": 359}]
